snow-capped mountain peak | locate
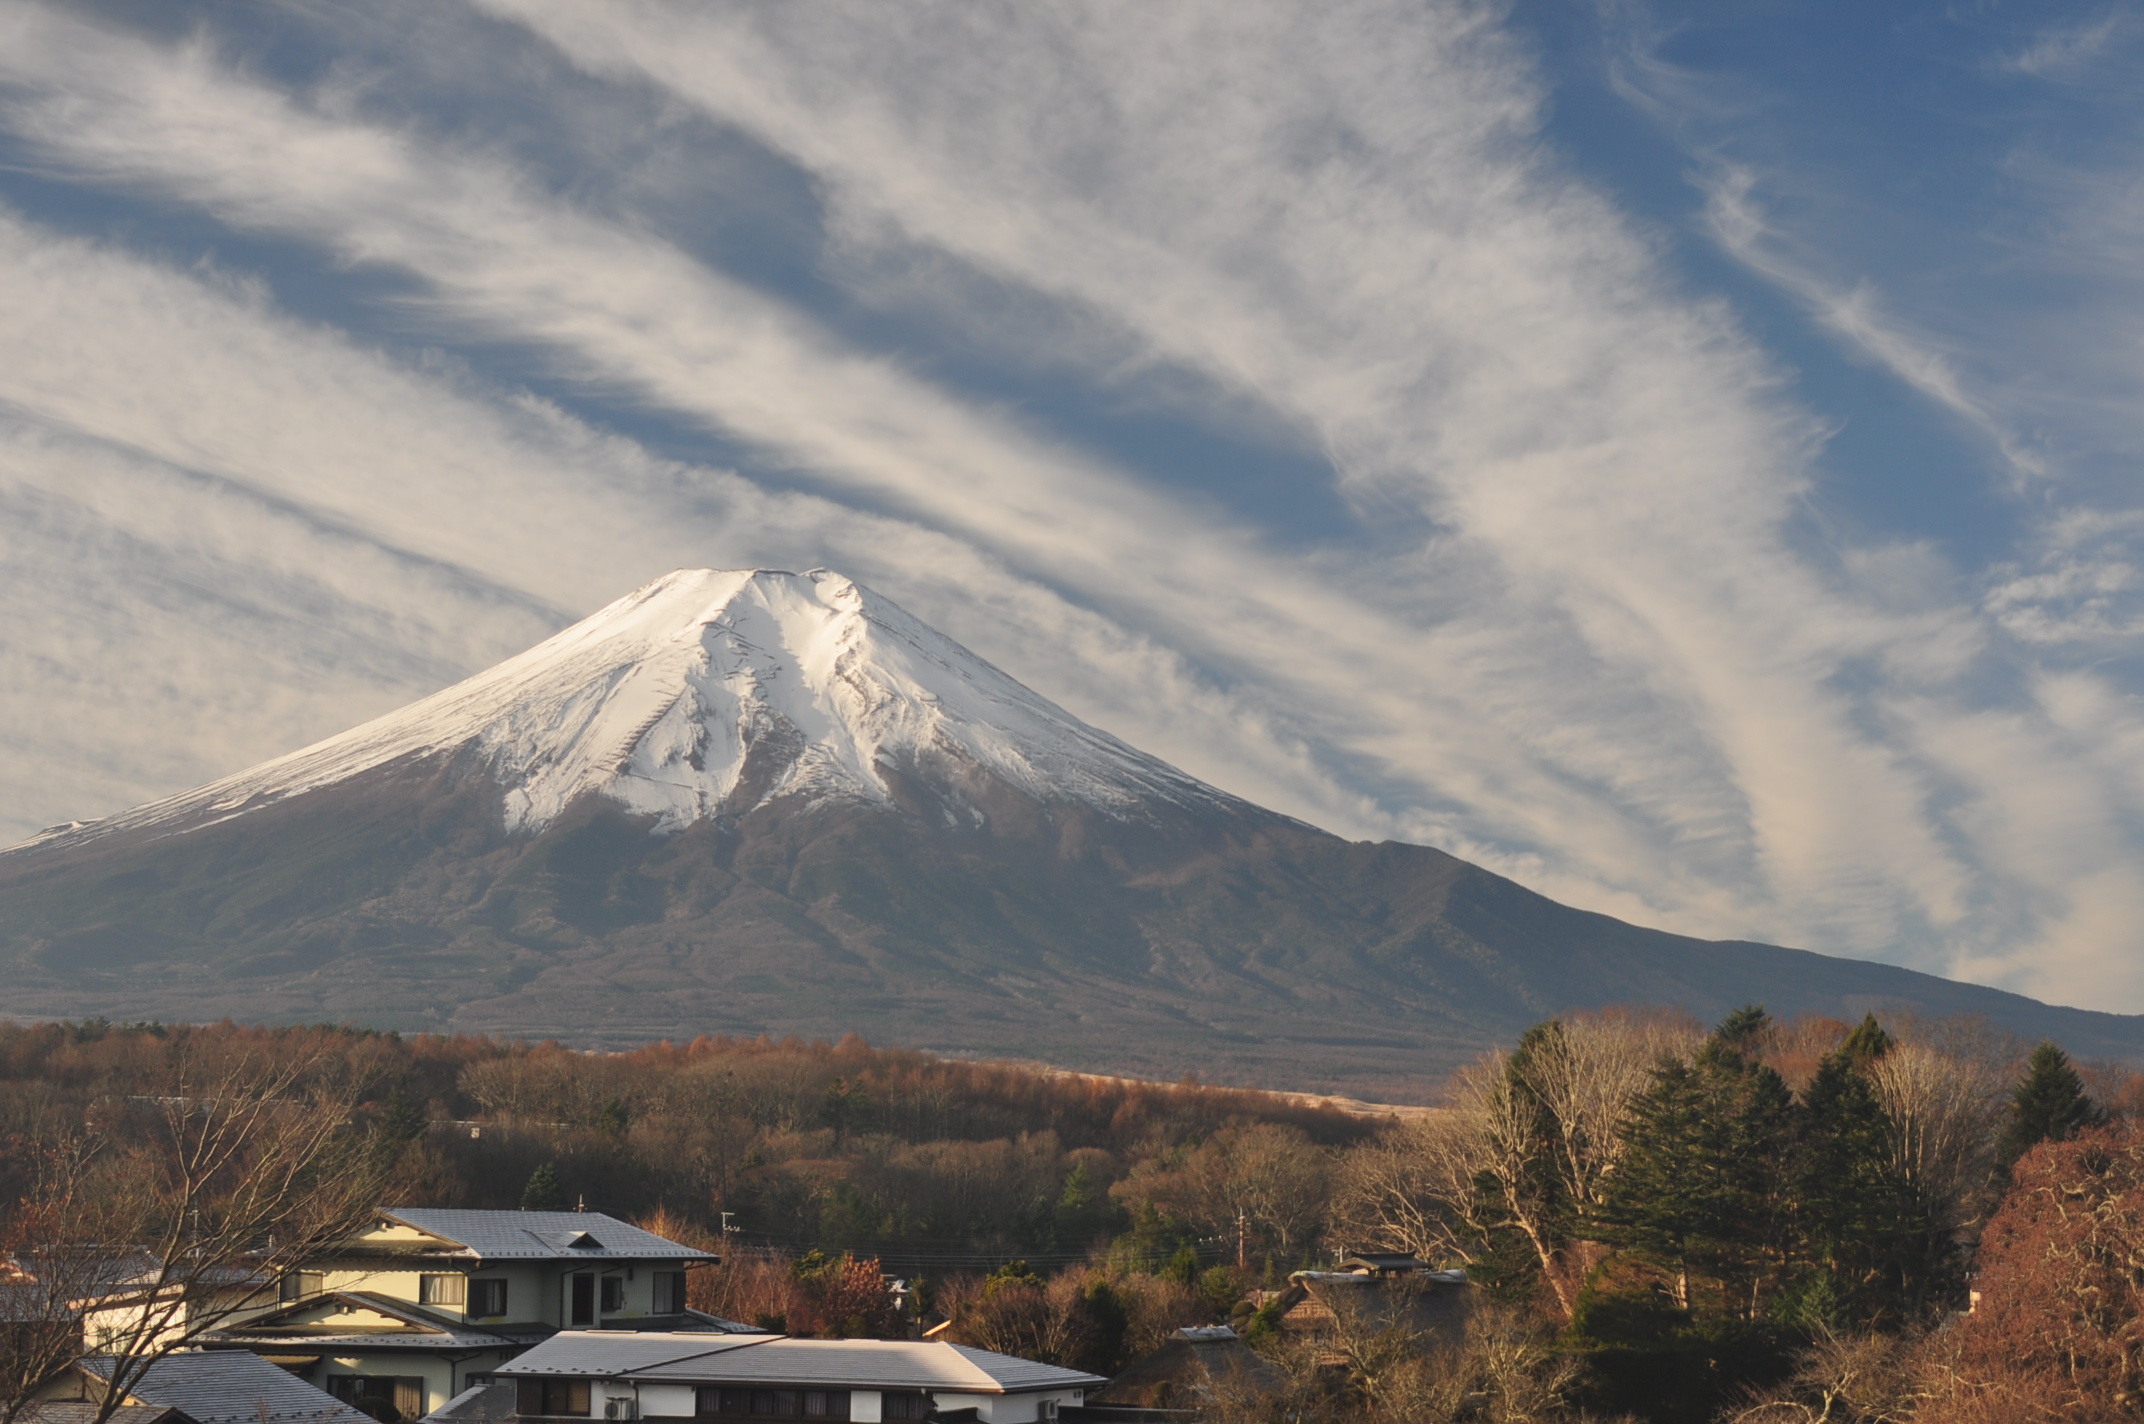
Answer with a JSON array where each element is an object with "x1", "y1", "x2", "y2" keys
[{"x1": 30, "y1": 569, "x2": 1227, "y2": 848}]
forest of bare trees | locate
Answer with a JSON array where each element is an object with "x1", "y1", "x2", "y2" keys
[{"x1": 2, "y1": 1011, "x2": 2140, "y2": 1424}]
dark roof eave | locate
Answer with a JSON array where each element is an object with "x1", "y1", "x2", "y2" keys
[{"x1": 211, "y1": 1335, "x2": 515, "y2": 1351}]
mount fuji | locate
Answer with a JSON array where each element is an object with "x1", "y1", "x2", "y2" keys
[{"x1": 3, "y1": 568, "x2": 2139, "y2": 1094}]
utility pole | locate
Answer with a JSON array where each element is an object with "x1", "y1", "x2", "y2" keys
[{"x1": 1236, "y1": 1211, "x2": 1247, "y2": 1272}]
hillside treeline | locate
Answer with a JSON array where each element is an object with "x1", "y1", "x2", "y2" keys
[
  {"x1": 3, "y1": 1012, "x2": 2141, "y2": 1423},
  {"x1": 0, "y1": 1021, "x2": 1372, "y2": 1271}
]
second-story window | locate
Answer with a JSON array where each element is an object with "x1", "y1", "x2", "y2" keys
[
  {"x1": 471, "y1": 1279, "x2": 509, "y2": 1317},
  {"x1": 652, "y1": 1272, "x2": 686, "y2": 1314},
  {"x1": 419, "y1": 1274, "x2": 466, "y2": 1307},
  {"x1": 600, "y1": 1276, "x2": 626, "y2": 1313}
]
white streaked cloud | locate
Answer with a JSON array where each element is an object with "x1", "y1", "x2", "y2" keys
[
  {"x1": 1997, "y1": 10, "x2": 2134, "y2": 78},
  {"x1": 0, "y1": 2, "x2": 2137, "y2": 1011},
  {"x1": 0, "y1": 200, "x2": 1413, "y2": 859},
  {"x1": 1696, "y1": 164, "x2": 2049, "y2": 484}
]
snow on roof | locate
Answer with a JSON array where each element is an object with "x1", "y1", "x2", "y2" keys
[
  {"x1": 379, "y1": 1210, "x2": 713, "y2": 1262},
  {"x1": 500, "y1": 1333, "x2": 1103, "y2": 1394},
  {"x1": 81, "y1": 1352, "x2": 373, "y2": 1424}
]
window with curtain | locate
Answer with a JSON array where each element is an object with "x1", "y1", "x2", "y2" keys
[
  {"x1": 471, "y1": 1278, "x2": 508, "y2": 1317},
  {"x1": 419, "y1": 1274, "x2": 466, "y2": 1306}
]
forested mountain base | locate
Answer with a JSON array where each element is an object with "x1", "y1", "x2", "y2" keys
[{"x1": 3, "y1": 1015, "x2": 2140, "y2": 1422}]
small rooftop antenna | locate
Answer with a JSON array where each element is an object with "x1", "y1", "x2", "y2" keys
[{"x1": 576, "y1": 1194, "x2": 585, "y2": 1213}]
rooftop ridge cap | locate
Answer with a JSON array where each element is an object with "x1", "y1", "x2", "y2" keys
[
  {"x1": 942, "y1": 1344, "x2": 1104, "y2": 1390},
  {"x1": 616, "y1": 1337, "x2": 779, "y2": 1378},
  {"x1": 937, "y1": 1342, "x2": 1010, "y2": 1392}
]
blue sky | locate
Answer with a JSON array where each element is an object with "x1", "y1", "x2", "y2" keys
[{"x1": 2, "y1": 0, "x2": 2141, "y2": 1012}]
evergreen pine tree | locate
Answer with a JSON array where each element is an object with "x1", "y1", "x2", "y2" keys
[
  {"x1": 1998, "y1": 1041, "x2": 2102, "y2": 1167},
  {"x1": 1838, "y1": 1013, "x2": 1893, "y2": 1066},
  {"x1": 521, "y1": 1162, "x2": 564, "y2": 1211},
  {"x1": 1790, "y1": 1051, "x2": 1936, "y2": 1328},
  {"x1": 376, "y1": 1085, "x2": 426, "y2": 1143},
  {"x1": 1599, "y1": 1006, "x2": 1795, "y2": 1318},
  {"x1": 1052, "y1": 1162, "x2": 1117, "y2": 1253}
]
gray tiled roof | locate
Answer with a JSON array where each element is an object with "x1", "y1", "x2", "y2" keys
[
  {"x1": 82, "y1": 1352, "x2": 375, "y2": 1424},
  {"x1": 499, "y1": 1333, "x2": 777, "y2": 1376},
  {"x1": 945, "y1": 1345, "x2": 1105, "y2": 1392},
  {"x1": 0, "y1": 1280, "x2": 71, "y2": 1322},
  {"x1": 20, "y1": 1403, "x2": 186, "y2": 1424},
  {"x1": 418, "y1": 1382, "x2": 517, "y2": 1424},
  {"x1": 206, "y1": 1292, "x2": 514, "y2": 1351},
  {"x1": 501, "y1": 1334, "x2": 1103, "y2": 1394},
  {"x1": 381, "y1": 1211, "x2": 713, "y2": 1263}
]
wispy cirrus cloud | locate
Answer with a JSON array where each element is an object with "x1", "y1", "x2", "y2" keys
[
  {"x1": 0, "y1": 199, "x2": 1385, "y2": 853},
  {"x1": 1996, "y1": 10, "x2": 2134, "y2": 78},
  {"x1": 1695, "y1": 164, "x2": 2049, "y2": 484},
  {"x1": 0, "y1": 1, "x2": 2138, "y2": 1010}
]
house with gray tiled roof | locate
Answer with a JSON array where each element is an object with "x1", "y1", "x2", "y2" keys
[
  {"x1": 36, "y1": 1349, "x2": 373, "y2": 1424},
  {"x1": 201, "y1": 1211, "x2": 725, "y2": 1423},
  {"x1": 496, "y1": 1332, "x2": 1103, "y2": 1424}
]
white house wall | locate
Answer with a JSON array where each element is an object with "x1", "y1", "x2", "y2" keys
[
  {"x1": 636, "y1": 1384, "x2": 698, "y2": 1417},
  {"x1": 970, "y1": 1391, "x2": 1085, "y2": 1423}
]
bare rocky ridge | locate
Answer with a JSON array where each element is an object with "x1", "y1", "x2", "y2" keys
[{"x1": 3, "y1": 568, "x2": 2140, "y2": 1097}]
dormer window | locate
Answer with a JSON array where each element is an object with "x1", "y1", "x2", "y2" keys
[{"x1": 563, "y1": 1231, "x2": 602, "y2": 1250}]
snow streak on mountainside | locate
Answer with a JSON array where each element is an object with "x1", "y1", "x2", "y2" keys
[{"x1": 19, "y1": 569, "x2": 1234, "y2": 849}]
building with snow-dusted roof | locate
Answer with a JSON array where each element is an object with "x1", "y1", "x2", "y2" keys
[
  {"x1": 497, "y1": 1331, "x2": 1103, "y2": 1424},
  {"x1": 201, "y1": 1210, "x2": 730, "y2": 1423}
]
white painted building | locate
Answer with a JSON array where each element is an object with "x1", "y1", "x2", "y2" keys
[{"x1": 497, "y1": 1333, "x2": 1102, "y2": 1424}]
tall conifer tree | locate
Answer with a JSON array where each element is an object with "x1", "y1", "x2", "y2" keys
[
  {"x1": 1601, "y1": 1006, "x2": 1795, "y2": 1318},
  {"x1": 1790, "y1": 1039, "x2": 1946, "y2": 1328},
  {"x1": 1998, "y1": 1041, "x2": 2101, "y2": 1168}
]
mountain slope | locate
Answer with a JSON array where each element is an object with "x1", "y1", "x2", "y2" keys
[
  {"x1": 3, "y1": 568, "x2": 2137, "y2": 1096},
  {"x1": 22, "y1": 568, "x2": 1228, "y2": 850}
]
